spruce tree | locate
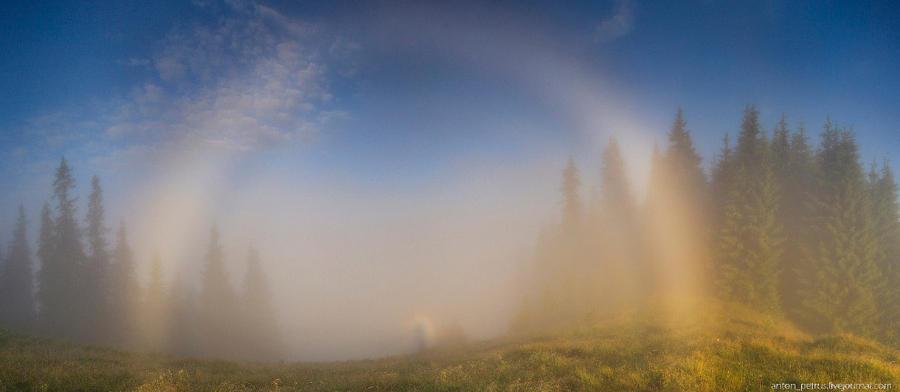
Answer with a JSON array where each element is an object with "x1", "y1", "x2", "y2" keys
[
  {"x1": 200, "y1": 225, "x2": 238, "y2": 358},
  {"x1": 600, "y1": 138, "x2": 635, "y2": 217},
  {"x1": 141, "y1": 252, "x2": 168, "y2": 350},
  {"x1": 561, "y1": 158, "x2": 582, "y2": 231},
  {"x1": 656, "y1": 109, "x2": 710, "y2": 302},
  {"x1": 798, "y1": 125, "x2": 881, "y2": 335},
  {"x1": 110, "y1": 222, "x2": 140, "y2": 347},
  {"x1": 167, "y1": 276, "x2": 200, "y2": 357},
  {"x1": 597, "y1": 138, "x2": 639, "y2": 309},
  {"x1": 665, "y1": 107, "x2": 706, "y2": 193},
  {"x1": 715, "y1": 163, "x2": 783, "y2": 313},
  {"x1": 241, "y1": 247, "x2": 280, "y2": 361},
  {"x1": 715, "y1": 106, "x2": 783, "y2": 313},
  {"x1": 771, "y1": 115, "x2": 791, "y2": 179},
  {"x1": 85, "y1": 176, "x2": 110, "y2": 342},
  {"x1": 36, "y1": 203, "x2": 53, "y2": 332},
  {"x1": 0, "y1": 206, "x2": 36, "y2": 331},
  {"x1": 711, "y1": 134, "x2": 735, "y2": 227},
  {"x1": 769, "y1": 118, "x2": 818, "y2": 317},
  {"x1": 40, "y1": 158, "x2": 88, "y2": 340},
  {"x1": 868, "y1": 162, "x2": 899, "y2": 343}
]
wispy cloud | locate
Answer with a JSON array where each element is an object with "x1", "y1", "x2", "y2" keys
[
  {"x1": 594, "y1": 0, "x2": 635, "y2": 44},
  {"x1": 102, "y1": 0, "x2": 346, "y2": 151}
]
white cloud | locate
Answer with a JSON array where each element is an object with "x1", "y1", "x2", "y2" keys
[
  {"x1": 102, "y1": 0, "x2": 348, "y2": 151},
  {"x1": 595, "y1": 0, "x2": 635, "y2": 44}
]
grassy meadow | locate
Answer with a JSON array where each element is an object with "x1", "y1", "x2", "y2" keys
[{"x1": 0, "y1": 302, "x2": 897, "y2": 391}]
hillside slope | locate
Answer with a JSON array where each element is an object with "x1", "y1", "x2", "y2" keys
[{"x1": 1, "y1": 304, "x2": 897, "y2": 391}]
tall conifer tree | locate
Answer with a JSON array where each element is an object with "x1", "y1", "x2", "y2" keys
[
  {"x1": 241, "y1": 247, "x2": 280, "y2": 361},
  {"x1": 798, "y1": 125, "x2": 881, "y2": 335},
  {"x1": 561, "y1": 158, "x2": 582, "y2": 231},
  {"x1": 715, "y1": 106, "x2": 783, "y2": 313},
  {"x1": 200, "y1": 226, "x2": 237, "y2": 358},
  {"x1": 110, "y1": 222, "x2": 140, "y2": 347},
  {"x1": 142, "y1": 252, "x2": 168, "y2": 350},
  {"x1": 85, "y1": 176, "x2": 110, "y2": 342},
  {"x1": 40, "y1": 158, "x2": 88, "y2": 339},
  {"x1": 0, "y1": 206, "x2": 36, "y2": 330},
  {"x1": 868, "y1": 162, "x2": 899, "y2": 342},
  {"x1": 598, "y1": 138, "x2": 640, "y2": 308}
]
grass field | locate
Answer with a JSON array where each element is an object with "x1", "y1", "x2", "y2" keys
[{"x1": 1, "y1": 303, "x2": 897, "y2": 391}]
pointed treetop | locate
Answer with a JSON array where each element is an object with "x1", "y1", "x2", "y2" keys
[
  {"x1": 53, "y1": 157, "x2": 76, "y2": 205},
  {"x1": 561, "y1": 157, "x2": 582, "y2": 227}
]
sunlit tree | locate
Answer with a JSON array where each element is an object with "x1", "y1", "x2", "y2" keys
[
  {"x1": 778, "y1": 125, "x2": 817, "y2": 317},
  {"x1": 868, "y1": 162, "x2": 899, "y2": 343},
  {"x1": 797, "y1": 124, "x2": 881, "y2": 335},
  {"x1": 715, "y1": 106, "x2": 783, "y2": 314}
]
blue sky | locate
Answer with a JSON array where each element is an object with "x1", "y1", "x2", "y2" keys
[{"x1": 1, "y1": 0, "x2": 899, "y2": 234}]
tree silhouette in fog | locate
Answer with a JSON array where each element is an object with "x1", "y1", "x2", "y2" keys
[
  {"x1": 38, "y1": 158, "x2": 89, "y2": 340},
  {"x1": 109, "y1": 222, "x2": 140, "y2": 347},
  {"x1": 0, "y1": 206, "x2": 35, "y2": 330},
  {"x1": 796, "y1": 125, "x2": 881, "y2": 335},
  {"x1": 514, "y1": 105, "x2": 900, "y2": 348},
  {"x1": 240, "y1": 246, "x2": 280, "y2": 361},
  {"x1": 1, "y1": 105, "x2": 897, "y2": 358},
  {"x1": 85, "y1": 176, "x2": 111, "y2": 342},
  {"x1": 715, "y1": 106, "x2": 783, "y2": 314},
  {"x1": 0, "y1": 159, "x2": 285, "y2": 360},
  {"x1": 200, "y1": 225, "x2": 239, "y2": 358}
]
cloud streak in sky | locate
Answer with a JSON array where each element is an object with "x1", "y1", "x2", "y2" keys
[
  {"x1": 594, "y1": 0, "x2": 635, "y2": 44},
  {"x1": 104, "y1": 1, "x2": 345, "y2": 151}
]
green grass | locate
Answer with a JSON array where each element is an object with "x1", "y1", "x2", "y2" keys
[{"x1": 1, "y1": 303, "x2": 897, "y2": 391}]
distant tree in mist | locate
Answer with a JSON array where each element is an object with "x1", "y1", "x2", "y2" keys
[
  {"x1": 36, "y1": 203, "x2": 53, "y2": 325},
  {"x1": 141, "y1": 252, "x2": 168, "y2": 350},
  {"x1": 200, "y1": 225, "x2": 238, "y2": 358},
  {"x1": 561, "y1": 158, "x2": 583, "y2": 231},
  {"x1": 867, "y1": 162, "x2": 900, "y2": 343},
  {"x1": 38, "y1": 158, "x2": 89, "y2": 340},
  {"x1": 167, "y1": 277, "x2": 200, "y2": 357},
  {"x1": 664, "y1": 108, "x2": 707, "y2": 196},
  {"x1": 84, "y1": 176, "x2": 110, "y2": 342},
  {"x1": 711, "y1": 134, "x2": 735, "y2": 227},
  {"x1": 516, "y1": 105, "x2": 898, "y2": 346},
  {"x1": 796, "y1": 124, "x2": 881, "y2": 335},
  {"x1": 715, "y1": 106, "x2": 783, "y2": 314},
  {"x1": 595, "y1": 137, "x2": 640, "y2": 310},
  {"x1": 240, "y1": 247, "x2": 281, "y2": 361},
  {"x1": 643, "y1": 109, "x2": 709, "y2": 304},
  {"x1": 775, "y1": 123, "x2": 816, "y2": 317},
  {"x1": 109, "y1": 223, "x2": 140, "y2": 347},
  {"x1": 0, "y1": 206, "x2": 36, "y2": 330},
  {"x1": 4, "y1": 158, "x2": 288, "y2": 360},
  {"x1": 512, "y1": 158, "x2": 589, "y2": 331}
]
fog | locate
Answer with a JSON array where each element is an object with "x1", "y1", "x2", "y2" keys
[
  {"x1": 107, "y1": 145, "x2": 565, "y2": 360},
  {"x1": 1, "y1": 1, "x2": 678, "y2": 362},
  {"x1": 99, "y1": 1, "x2": 664, "y2": 361}
]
